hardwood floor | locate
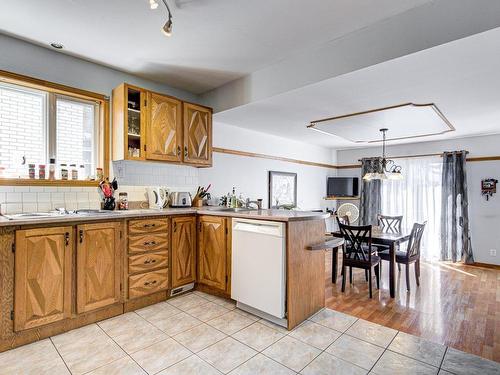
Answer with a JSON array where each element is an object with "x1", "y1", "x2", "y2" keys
[{"x1": 325, "y1": 250, "x2": 500, "y2": 362}]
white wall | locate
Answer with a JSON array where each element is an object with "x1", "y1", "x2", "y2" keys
[
  {"x1": 199, "y1": 122, "x2": 336, "y2": 210},
  {"x1": 335, "y1": 134, "x2": 500, "y2": 265}
]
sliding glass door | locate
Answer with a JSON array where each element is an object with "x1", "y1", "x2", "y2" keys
[{"x1": 381, "y1": 156, "x2": 443, "y2": 261}]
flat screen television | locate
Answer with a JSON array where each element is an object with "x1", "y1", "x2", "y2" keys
[{"x1": 327, "y1": 177, "x2": 359, "y2": 198}]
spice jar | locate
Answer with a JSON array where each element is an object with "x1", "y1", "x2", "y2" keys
[
  {"x1": 49, "y1": 158, "x2": 56, "y2": 180},
  {"x1": 38, "y1": 164, "x2": 46, "y2": 180},
  {"x1": 60, "y1": 164, "x2": 68, "y2": 180},
  {"x1": 118, "y1": 192, "x2": 129, "y2": 210},
  {"x1": 28, "y1": 164, "x2": 36, "y2": 179},
  {"x1": 70, "y1": 164, "x2": 78, "y2": 180},
  {"x1": 96, "y1": 167, "x2": 104, "y2": 181}
]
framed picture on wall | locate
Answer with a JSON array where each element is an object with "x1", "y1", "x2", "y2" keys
[{"x1": 268, "y1": 171, "x2": 297, "y2": 209}]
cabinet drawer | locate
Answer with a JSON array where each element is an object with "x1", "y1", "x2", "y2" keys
[
  {"x1": 128, "y1": 233, "x2": 168, "y2": 254},
  {"x1": 128, "y1": 218, "x2": 168, "y2": 235},
  {"x1": 129, "y1": 252, "x2": 168, "y2": 274},
  {"x1": 128, "y1": 269, "x2": 168, "y2": 299}
]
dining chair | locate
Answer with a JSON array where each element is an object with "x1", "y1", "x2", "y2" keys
[
  {"x1": 375, "y1": 214, "x2": 404, "y2": 271},
  {"x1": 378, "y1": 222, "x2": 426, "y2": 291},
  {"x1": 338, "y1": 222, "x2": 380, "y2": 298}
]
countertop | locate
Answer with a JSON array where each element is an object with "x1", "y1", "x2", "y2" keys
[{"x1": 0, "y1": 207, "x2": 330, "y2": 227}]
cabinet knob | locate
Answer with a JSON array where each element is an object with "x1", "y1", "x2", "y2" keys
[
  {"x1": 177, "y1": 145, "x2": 181, "y2": 156},
  {"x1": 143, "y1": 223, "x2": 156, "y2": 228},
  {"x1": 184, "y1": 146, "x2": 188, "y2": 158},
  {"x1": 143, "y1": 241, "x2": 157, "y2": 246},
  {"x1": 65, "y1": 232, "x2": 70, "y2": 246},
  {"x1": 144, "y1": 280, "x2": 158, "y2": 286},
  {"x1": 79, "y1": 230, "x2": 83, "y2": 243}
]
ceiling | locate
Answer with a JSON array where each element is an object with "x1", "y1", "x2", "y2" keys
[
  {"x1": 0, "y1": 0, "x2": 432, "y2": 94},
  {"x1": 215, "y1": 27, "x2": 500, "y2": 148}
]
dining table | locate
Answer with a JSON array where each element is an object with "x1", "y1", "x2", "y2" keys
[{"x1": 331, "y1": 227, "x2": 411, "y2": 298}]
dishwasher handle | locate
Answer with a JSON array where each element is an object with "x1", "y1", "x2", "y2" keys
[{"x1": 233, "y1": 221, "x2": 284, "y2": 237}]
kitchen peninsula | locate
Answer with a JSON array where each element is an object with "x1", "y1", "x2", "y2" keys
[{"x1": 0, "y1": 207, "x2": 329, "y2": 352}]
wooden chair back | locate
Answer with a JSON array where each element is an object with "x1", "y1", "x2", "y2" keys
[
  {"x1": 406, "y1": 222, "x2": 426, "y2": 258},
  {"x1": 377, "y1": 214, "x2": 403, "y2": 233},
  {"x1": 338, "y1": 223, "x2": 373, "y2": 263},
  {"x1": 336, "y1": 215, "x2": 350, "y2": 225}
]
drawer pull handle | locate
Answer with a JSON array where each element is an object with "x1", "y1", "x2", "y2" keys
[
  {"x1": 144, "y1": 280, "x2": 158, "y2": 286},
  {"x1": 143, "y1": 259, "x2": 157, "y2": 264},
  {"x1": 143, "y1": 224, "x2": 156, "y2": 228},
  {"x1": 143, "y1": 241, "x2": 157, "y2": 246}
]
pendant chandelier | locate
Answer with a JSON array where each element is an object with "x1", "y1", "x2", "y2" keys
[{"x1": 363, "y1": 128, "x2": 403, "y2": 181}]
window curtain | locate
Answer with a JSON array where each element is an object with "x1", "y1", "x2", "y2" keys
[
  {"x1": 381, "y1": 156, "x2": 443, "y2": 261},
  {"x1": 360, "y1": 157, "x2": 381, "y2": 225},
  {"x1": 441, "y1": 151, "x2": 473, "y2": 263}
]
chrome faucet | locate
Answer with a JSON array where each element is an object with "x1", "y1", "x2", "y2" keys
[{"x1": 245, "y1": 198, "x2": 263, "y2": 209}]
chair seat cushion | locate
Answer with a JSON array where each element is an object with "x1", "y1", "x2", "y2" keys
[
  {"x1": 344, "y1": 254, "x2": 381, "y2": 266},
  {"x1": 378, "y1": 249, "x2": 416, "y2": 262}
]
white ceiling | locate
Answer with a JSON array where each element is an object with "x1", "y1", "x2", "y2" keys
[
  {"x1": 215, "y1": 27, "x2": 500, "y2": 148},
  {"x1": 0, "y1": 0, "x2": 432, "y2": 94}
]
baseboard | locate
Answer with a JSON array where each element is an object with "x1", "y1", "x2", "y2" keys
[{"x1": 470, "y1": 262, "x2": 500, "y2": 270}]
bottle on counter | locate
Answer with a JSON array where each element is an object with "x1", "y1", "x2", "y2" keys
[
  {"x1": 96, "y1": 167, "x2": 104, "y2": 181},
  {"x1": 70, "y1": 164, "x2": 78, "y2": 180},
  {"x1": 60, "y1": 164, "x2": 68, "y2": 180},
  {"x1": 38, "y1": 164, "x2": 46, "y2": 180},
  {"x1": 230, "y1": 187, "x2": 237, "y2": 208},
  {"x1": 48, "y1": 158, "x2": 56, "y2": 180},
  {"x1": 28, "y1": 164, "x2": 36, "y2": 179},
  {"x1": 79, "y1": 164, "x2": 86, "y2": 180}
]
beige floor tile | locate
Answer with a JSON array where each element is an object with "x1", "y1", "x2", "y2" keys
[
  {"x1": 0, "y1": 339, "x2": 70, "y2": 375},
  {"x1": 174, "y1": 323, "x2": 227, "y2": 352},
  {"x1": 371, "y1": 351, "x2": 438, "y2": 375},
  {"x1": 157, "y1": 355, "x2": 222, "y2": 375},
  {"x1": 167, "y1": 292, "x2": 211, "y2": 311},
  {"x1": 441, "y1": 347, "x2": 500, "y2": 375},
  {"x1": 208, "y1": 311, "x2": 255, "y2": 335},
  {"x1": 154, "y1": 311, "x2": 203, "y2": 336},
  {"x1": 262, "y1": 336, "x2": 321, "y2": 372},
  {"x1": 233, "y1": 308, "x2": 261, "y2": 322},
  {"x1": 130, "y1": 338, "x2": 191, "y2": 374},
  {"x1": 309, "y1": 308, "x2": 357, "y2": 332},
  {"x1": 230, "y1": 353, "x2": 296, "y2": 375},
  {"x1": 52, "y1": 324, "x2": 126, "y2": 375},
  {"x1": 198, "y1": 337, "x2": 257, "y2": 374},
  {"x1": 345, "y1": 319, "x2": 397, "y2": 348},
  {"x1": 185, "y1": 301, "x2": 230, "y2": 322},
  {"x1": 210, "y1": 295, "x2": 237, "y2": 310},
  {"x1": 98, "y1": 313, "x2": 169, "y2": 354},
  {"x1": 326, "y1": 334, "x2": 384, "y2": 370},
  {"x1": 258, "y1": 318, "x2": 290, "y2": 334},
  {"x1": 192, "y1": 290, "x2": 219, "y2": 301},
  {"x1": 289, "y1": 320, "x2": 342, "y2": 350},
  {"x1": 135, "y1": 301, "x2": 182, "y2": 322},
  {"x1": 86, "y1": 356, "x2": 147, "y2": 375},
  {"x1": 389, "y1": 331, "x2": 446, "y2": 367},
  {"x1": 232, "y1": 321, "x2": 285, "y2": 351},
  {"x1": 301, "y1": 352, "x2": 367, "y2": 375}
]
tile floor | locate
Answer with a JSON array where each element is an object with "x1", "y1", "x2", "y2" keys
[{"x1": 1, "y1": 291, "x2": 499, "y2": 375}]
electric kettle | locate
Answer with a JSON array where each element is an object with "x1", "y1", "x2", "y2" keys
[{"x1": 146, "y1": 187, "x2": 169, "y2": 209}]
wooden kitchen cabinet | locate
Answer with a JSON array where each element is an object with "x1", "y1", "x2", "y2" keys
[
  {"x1": 76, "y1": 222, "x2": 122, "y2": 314},
  {"x1": 197, "y1": 216, "x2": 229, "y2": 292},
  {"x1": 183, "y1": 102, "x2": 212, "y2": 166},
  {"x1": 146, "y1": 92, "x2": 183, "y2": 162},
  {"x1": 14, "y1": 227, "x2": 73, "y2": 331},
  {"x1": 171, "y1": 216, "x2": 197, "y2": 288},
  {"x1": 112, "y1": 83, "x2": 212, "y2": 166}
]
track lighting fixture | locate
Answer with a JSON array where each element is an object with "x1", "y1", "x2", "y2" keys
[{"x1": 150, "y1": 0, "x2": 173, "y2": 37}]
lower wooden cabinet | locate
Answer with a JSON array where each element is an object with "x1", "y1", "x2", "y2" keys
[
  {"x1": 14, "y1": 227, "x2": 73, "y2": 331},
  {"x1": 171, "y1": 216, "x2": 197, "y2": 288},
  {"x1": 76, "y1": 222, "x2": 122, "y2": 314},
  {"x1": 197, "y1": 216, "x2": 230, "y2": 292}
]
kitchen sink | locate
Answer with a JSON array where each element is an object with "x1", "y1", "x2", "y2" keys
[
  {"x1": 210, "y1": 207, "x2": 257, "y2": 212},
  {"x1": 3, "y1": 212, "x2": 65, "y2": 220}
]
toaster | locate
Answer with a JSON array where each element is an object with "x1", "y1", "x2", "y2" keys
[{"x1": 170, "y1": 192, "x2": 192, "y2": 207}]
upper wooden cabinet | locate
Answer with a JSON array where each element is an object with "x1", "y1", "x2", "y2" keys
[
  {"x1": 14, "y1": 227, "x2": 73, "y2": 331},
  {"x1": 147, "y1": 92, "x2": 182, "y2": 162},
  {"x1": 171, "y1": 216, "x2": 197, "y2": 288},
  {"x1": 183, "y1": 103, "x2": 212, "y2": 166},
  {"x1": 76, "y1": 222, "x2": 122, "y2": 314},
  {"x1": 197, "y1": 216, "x2": 229, "y2": 292},
  {"x1": 112, "y1": 83, "x2": 212, "y2": 167}
]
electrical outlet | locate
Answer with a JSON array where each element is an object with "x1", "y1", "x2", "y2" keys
[{"x1": 490, "y1": 249, "x2": 497, "y2": 257}]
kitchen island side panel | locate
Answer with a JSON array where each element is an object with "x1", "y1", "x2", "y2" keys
[{"x1": 286, "y1": 219, "x2": 326, "y2": 330}]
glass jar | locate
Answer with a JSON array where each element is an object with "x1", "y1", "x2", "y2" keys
[
  {"x1": 79, "y1": 165, "x2": 86, "y2": 180},
  {"x1": 49, "y1": 158, "x2": 56, "y2": 180},
  {"x1": 118, "y1": 192, "x2": 129, "y2": 210},
  {"x1": 28, "y1": 164, "x2": 36, "y2": 179},
  {"x1": 60, "y1": 164, "x2": 68, "y2": 180},
  {"x1": 96, "y1": 167, "x2": 104, "y2": 181},
  {"x1": 38, "y1": 164, "x2": 46, "y2": 180},
  {"x1": 70, "y1": 164, "x2": 78, "y2": 180}
]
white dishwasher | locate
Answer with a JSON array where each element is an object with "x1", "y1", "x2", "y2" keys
[{"x1": 231, "y1": 218, "x2": 286, "y2": 326}]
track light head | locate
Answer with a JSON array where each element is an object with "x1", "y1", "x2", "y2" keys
[{"x1": 162, "y1": 17, "x2": 173, "y2": 36}]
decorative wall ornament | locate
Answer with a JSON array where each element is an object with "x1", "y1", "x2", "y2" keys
[{"x1": 268, "y1": 171, "x2": 297, "y2": 209}]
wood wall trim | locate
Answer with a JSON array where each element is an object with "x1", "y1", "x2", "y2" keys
[
  {"x1": 466, "y1": 156, "x2": 500, "y2": 162},
  {"x1": 213, "y1": 147, "x2": 338, "y2": 169}
]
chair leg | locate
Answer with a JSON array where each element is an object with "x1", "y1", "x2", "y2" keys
[
  {"x1": 415, "y1": 261, "x2": 420, "y2": 287},
  {"x1": 405, "y1": 263, "x2": 410, "y2": 292},
  {"x1": 341, "y1": 265, "x2": 346, "y2": 292},
  {"x1": 349, "y1": 267, "x2": 353, "y2": 284},
  {"x1": 397, "y1": 263, "x2": 401, "y2": 272},
  {"x1": 365, "y1": 269, "x2": 368, "y2": 281},
  {"x1": 375, "y1": 264, "x2": 380, "y2": 289},
  {"x1": 368, "y1": 268, "x2": 373, "y2": 298},
  {"x1": 332, "y1": 251, "x2": 338, "y2": 284}
]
